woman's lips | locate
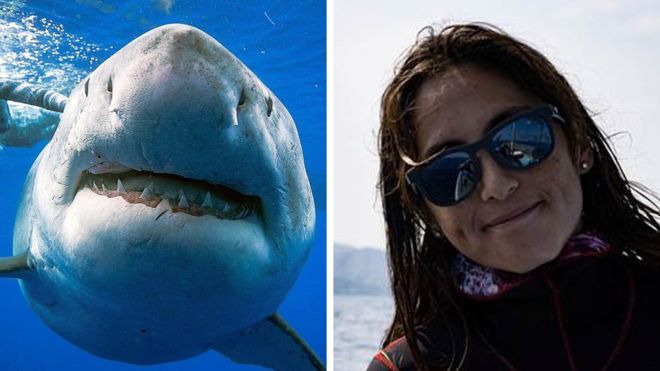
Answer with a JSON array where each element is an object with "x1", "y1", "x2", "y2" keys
[{"x1": 484, "y1": 201, "x2": 543, "y2": 230}]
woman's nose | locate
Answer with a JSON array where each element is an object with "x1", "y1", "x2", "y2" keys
[{"x1": 478, "y1": 152, "x2": 519, "y2": 202}]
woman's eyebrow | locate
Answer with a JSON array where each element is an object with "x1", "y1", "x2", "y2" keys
[
  {"x1": 420, "y1": 105, "x2": 533, "y2": 159},
  {"x1": 484, "y1": 105, "x2": 531, "y2": 133},
  {"x1": 422, "y1": 140, "x2": 461, "y2": 159}
]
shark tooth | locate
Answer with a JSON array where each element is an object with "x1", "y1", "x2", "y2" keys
[
  {"x1": 140, "y1": 183, "x2": 154, "y2": 199},
  {"x1": 202, "y1": 192, "x2": 213, "y2": 208},
  {"x1": 178, "y1": 191, "x2": 189, "y2": 208},
  {"x1": 222, "y1": 202, "x2": 231, "y2": 213},
  {"x1": 101, "y1": 183, "x2": 107, "y2": 192},
  {"x1": 92, "y1": 181, "x2": 100, "y2": 192},
  {"x1": 154, "y1": 199, "x2": 170, "y2": 220},
  {"x1": 160, "y1": 198, "x2": 172, "y2": 209},
  {"x1": 117, "y1": 179, "x2": 125, "y2": 193}
]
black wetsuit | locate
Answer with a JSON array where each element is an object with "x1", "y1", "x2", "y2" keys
[{"x1": 367, "y1": 252, "x2": 660, "y2": 370}]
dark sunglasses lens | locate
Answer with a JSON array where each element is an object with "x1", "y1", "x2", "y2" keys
[
  {"x1": 490, "y1": 116, "x2": 553, "y2": 168},
  {"x1": 418, "y1": 152, "x2": 478, "y2": 206}
]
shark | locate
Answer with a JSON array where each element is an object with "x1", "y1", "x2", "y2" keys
[{"x1": 0, "y1": 24, "x2": 322, "y2": 370}]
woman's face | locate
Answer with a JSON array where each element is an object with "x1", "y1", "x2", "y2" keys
[{"x1": 413, "y1": 65, "x2": 587, "y2": 273}]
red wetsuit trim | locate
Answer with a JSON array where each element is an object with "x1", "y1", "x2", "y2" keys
[{"x1": 374, "y1": 350, "x2": 398, "y2": 371}]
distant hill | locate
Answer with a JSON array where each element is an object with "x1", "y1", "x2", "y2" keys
[{"x1": 334, "y1": 243, "x2": 390, "y2": 296}]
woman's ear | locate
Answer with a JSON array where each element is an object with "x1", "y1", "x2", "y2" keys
[{"x1": 577, "y1": 145, "x2": 594, "y2": 174}]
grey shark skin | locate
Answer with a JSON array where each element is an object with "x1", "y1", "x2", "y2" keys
[{"x1": 2, "y1": 24, "x2": 319, "y2": 369}]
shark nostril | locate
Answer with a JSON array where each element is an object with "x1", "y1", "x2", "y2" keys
[
  {"x1": 107, "y1": 77, "x2": 113, "y2": 94},
  {"x1": 84, "y1": 79, "x2": 89, "y2": 97},
  {"x1": 237, "y1": 88, "x2": 246, "y2": 110},
  {"x1": 266, "y1": 95, "x2": 273, "y2": 117}
]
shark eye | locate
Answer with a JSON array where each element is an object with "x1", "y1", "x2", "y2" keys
[
  {"x1": 84, "y1": 79, "x2": 89, "y2": 97},
  {"x1": 266, "y1": 95, "x2": 273, "y2": 117},
  {"x1": 107, "y1": 77, "x2": 113, "y2": 93}
]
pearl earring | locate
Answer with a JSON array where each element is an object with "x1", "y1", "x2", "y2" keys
[{"x1": 580, "y1": 162, "x2": 589, "y2": 173}]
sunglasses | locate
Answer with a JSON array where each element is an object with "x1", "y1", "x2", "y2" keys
[{"x1": 405, "y1": 104, "x2": 565, "y2": 207}]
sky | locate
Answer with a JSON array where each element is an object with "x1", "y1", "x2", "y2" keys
[{"x1": 334, "y1": 0, "x2": 660, "y2": 249}]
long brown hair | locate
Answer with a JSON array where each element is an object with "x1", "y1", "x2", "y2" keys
[{"x1": 378, "y1": 23, "x2": 660, "y2": 370}]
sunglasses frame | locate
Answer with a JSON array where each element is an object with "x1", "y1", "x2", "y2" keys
[{"x1": 405, "y1": 104, "x2": 565, "y2": 206}]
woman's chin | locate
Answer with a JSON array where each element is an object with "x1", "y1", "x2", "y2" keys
[{"x1": 471, "y1": 236, "x2": 565, "y2": 274}]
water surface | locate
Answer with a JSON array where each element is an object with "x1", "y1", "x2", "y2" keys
[{"x1": 334, "y1": 295, "x2": 394, "y2": 371}]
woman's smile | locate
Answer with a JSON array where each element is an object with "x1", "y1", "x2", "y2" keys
[{"x1": 482, "y1": 200, "x2": 543, "y2": 231}]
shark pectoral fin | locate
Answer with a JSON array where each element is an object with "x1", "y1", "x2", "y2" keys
[
  {"x1": 0, "y1": 251, "x2": 31, "y2": 278},
  {"x1": 211, "y1": 312, "x2": 325, "y2": 371}
]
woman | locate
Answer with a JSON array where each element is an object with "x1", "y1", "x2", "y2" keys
[{"x1": 367, "y1": 23, "x2": 660, "y2": 371}]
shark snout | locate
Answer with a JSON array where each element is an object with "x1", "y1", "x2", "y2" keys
[
  {"x1": 109, "y1": 25, "x2": 250, "y2": 129},
  {"x1": 105, "y1": 50, "x2": 273, "y2": 185}
]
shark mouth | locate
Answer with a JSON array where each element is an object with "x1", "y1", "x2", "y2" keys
[{"x1": 78, "y1": 170, "x2": 259, "y2": 220}]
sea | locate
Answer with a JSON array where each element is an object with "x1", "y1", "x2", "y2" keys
[
  {"x1": 0, "y1": 0, "x2": 326, "y2": 370},
  {"x1": 334, "y1": 295, "x2": 394, "y2": 371}
]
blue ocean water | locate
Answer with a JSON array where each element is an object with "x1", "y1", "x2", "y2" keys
[{"x1": 0, "y1": 0, "x2": 326, "y2": 370}]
